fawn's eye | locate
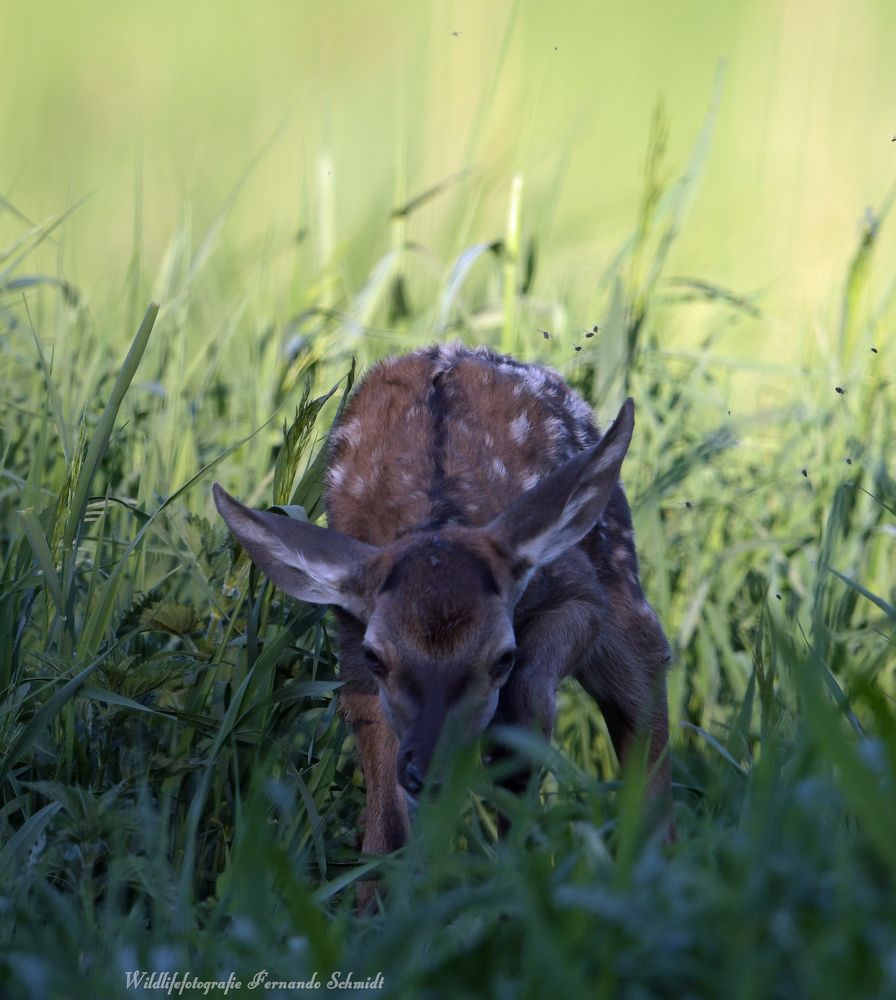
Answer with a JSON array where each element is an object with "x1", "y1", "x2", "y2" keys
[
  {"x1": 363, "y1": 647, "x2": 388, "y2": 678},
  {"x1": 490, "y1": 649, "x2": 516, "y2": 681}
]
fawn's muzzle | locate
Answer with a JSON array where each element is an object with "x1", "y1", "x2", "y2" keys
[
  {"x1": 398, "y1": 752, "x2": 426, "y2": 797},
  {"x1": 397, "y1": 721, "x2": 443, "y2": 798}
]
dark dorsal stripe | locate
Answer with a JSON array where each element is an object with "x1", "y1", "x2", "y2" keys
[{"x1": 425, "y1": 366, "x2": 465, "y2": 527}]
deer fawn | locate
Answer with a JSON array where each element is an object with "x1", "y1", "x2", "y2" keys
[{"x1": 214, "y1": 343, "x2": 673, "y2": 905}]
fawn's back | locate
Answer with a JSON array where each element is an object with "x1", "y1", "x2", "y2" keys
[{"x1": 325, "y1": 343, "x2": 606, "y2": 542}]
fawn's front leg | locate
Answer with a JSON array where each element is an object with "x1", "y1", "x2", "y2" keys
[
  {"x1": 489, "y1": 552, "x2": 605, "y2": 794},
  {"x1": 338, "y1": 613, "x2": 409, "y2": 911},
  {"x1": 340, "y1": 687, "x2": 410, "y2": 911}
]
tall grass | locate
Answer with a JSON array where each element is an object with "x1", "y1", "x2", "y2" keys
[{"x1": 1, "y1": 108, "x2": 894, "y2": 999}]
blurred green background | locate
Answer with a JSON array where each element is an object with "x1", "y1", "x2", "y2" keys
[{"x1": 3, "y1": 0, "x2": 895, "y2": 355}]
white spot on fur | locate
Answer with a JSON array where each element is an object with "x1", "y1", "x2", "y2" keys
[
  {"x1": 544, "y1": 416, "x2": 565, "y2": 442},
  {"x1": 327, "y1": 462, "x2": 347, "y2": 488},
  {"x1": 492, "y1": 458, "x2": 508, "y2": 479},
  {"x1": 612, "y1": 545, "x2": 631, "y2": 565},
  {"x1": 510, "y1": 412, "x2": 531, "y2": 444},
  {"x1": 521, "y1": 472, "x2": 541, "y2": 491},
  {"x1": 429, "y1": 341, "x2": 468, "y2": 376},
  {"x1": 523, "y1": 368, "x2": 547, "y2": 393}
]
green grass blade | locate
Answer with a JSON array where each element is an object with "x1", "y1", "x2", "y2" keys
[
  {"x1": 0, "y1": 801, "x2": 62, "y2": 880},
  {"x1": 18, "y1": 508, "x2": 64, "y2": 618},
  {"x1": 62, "y1": 302, "x2": 159, "y2": 552},
  {"x1": 827, "y1": 565, "x2": 896, "y2": 619}
]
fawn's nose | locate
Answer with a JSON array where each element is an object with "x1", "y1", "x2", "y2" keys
[
  {"x1": 399, "y1": 759, "x2": 444, "y2": 800},
  {"x1": 399, "y1": 753, "x2": 425, "y2": 797}
]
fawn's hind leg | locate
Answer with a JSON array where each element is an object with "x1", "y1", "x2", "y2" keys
[
  {"x1": 572, "y1": 485, "x2": 674, "y2": 826},
  {"x1": 575, "y1": 590, "x2": 673, "y2": 814}
]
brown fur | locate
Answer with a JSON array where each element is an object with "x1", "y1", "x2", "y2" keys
[{"x1": 214, "y1": 342, "x2": 672, "y2": 912}]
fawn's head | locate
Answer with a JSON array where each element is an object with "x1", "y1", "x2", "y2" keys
[{"x1": 214, "y1": 398, "x2": 634, "y2": 798}]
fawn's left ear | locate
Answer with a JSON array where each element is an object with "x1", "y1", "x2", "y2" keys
[
  {"x1": 484, "y1": 398, "x2": 634, "y2": 589},
  {"x1": 213, "y1": 483, "x2": 382, "y2": 620}
]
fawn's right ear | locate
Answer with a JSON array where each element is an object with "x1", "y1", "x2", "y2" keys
[{"x1": 213, "y1": 483, "x2": 381, "y2": 620}]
